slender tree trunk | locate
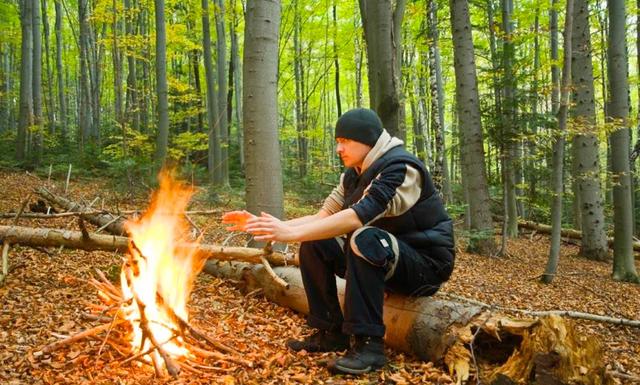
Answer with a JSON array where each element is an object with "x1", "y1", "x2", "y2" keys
[
  {"x1": 202, "y1": 0, "x2": 221, "y2": 184},
  {"x1": 154, "y1": 0, "x2": 169, "y2": 168},
  {"x1": 32, "y1": 0, "x2": 43, "y2": 164},
  {"x1": 332, "y1": 2, "x2": 341, "y2": 117},
  {"x1": 124, "y1": 0, "x2": 139, "y2": 132},
  {"x1": 449, "y1": 0, "x2": 496, "y2": 255},
  {"x1": 214, "y1": 0, "x2": 229, "y2": 186},
  {"x1": 354, "y1": 17, "x2": 363, "y2": 109},
  {"x1": 607, "y1": 0, "x2": 639, "y2": 282},
  {"x1": 243, "y1": 0, "x2": 284, "y2": 218},
  {"x1": 543, "y1": 0, "x2": 573, "y2": 284},
  {"x1": 427, "y1": 0, "x2": 449, "y2": 199},
  {"x1": 17, "y1": 0, "x2": 34, "y2": 162},
  {"x1": 358, "y1": 0, "x2": 405, "y2": 139},
  {"x1": 54, "y1": 0, "x2": 66, "y2": 140},
  {"x1": 501, "y1": 0, "x2": 518, "y2": 238},
  {"x1": 0, "y1": 46, "x2": 8, "y2": 132},
  {"x1": 42, "y1": 0, "x2": 55, "y2": 135},
  {"x1": 89, "y1": 24, "x2": 105, "y2": 146},
  {"x1": 230, "y1": 0, "x2": 244, "y2": 169},
  {"x1": 79, "y1": 0, "x2": 94, "y2": 149},
  {"x1": 190, "y1": 50, "x2": 204, "y2": 133},
  {"x1": 526, "y1": 9, "x2": 541, "y2": 218},
  {"x1": 571, "y1": 0, "x2": 608, "y2": 261},
  {"x1": 113, "y1": 0, "x2": 123, "y2": 127},
  {"x1": 293, "y1": 0, "x2": 307, "y2": 178}
]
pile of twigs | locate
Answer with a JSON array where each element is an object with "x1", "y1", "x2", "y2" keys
[{"x1": 37, "y1": 268, "x2": 253, "y2": 377}]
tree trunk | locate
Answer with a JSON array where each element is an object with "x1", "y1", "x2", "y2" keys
[
  {"x1": 571, "y1": 0, "x2": 608, "y2": 261},
  {"x1": 124, "y1": 0, "x2": 139, "y2": 132},
  {"x1": 293, "y1": 0, "x2": 307, "y2": 178},
  {"x1": 606, "y1": 0, "x2": 639, "y2": 282},
  {"x1": 54, "y1": 0, "x2": 66, "y2": 140},
  {"x1": 202, "y1": 0, "x2": 221, "y2": 185},
  {"x1": 243, "y1": 0, "x2": 284, "y2": 218},
  {"x1": 214, "y1": 0, "x2": 229, "y2": 186},
  {"x1": 154, "y1": 0, "x2": 169, "y2": 168},
  {"x1": 427, "y1": 0, "x2": 448, "y2": 199},
  {"x1": 543, "y1": 0, "x2": 573, "y2": 284},
  {"x1": 42, "y1": 0, "x2": 55, "y2": 135},
  {"x1": 501, "y1": 0, "x2": 518, "y2": 238},
  {"x1": 358, "y1": 0, "x2": 405, "y2": 139},
  {"x1": 230, "y1": 0, "x2": 244, "y2": 169},
  {"x1": 113, "y1": 0, "x2": 123, "y2": 127},
  {"x1": 79, "y1": 0, "x2": 94, "y2": 149},
  {"x1": 32, "y1": 0, "x2": 43, "y2": 164},
  {"x1": 332, "y1": 2, "x2": 341, "y2": 117},
  {"x1": 17, "y1": 0, "x2": 33, "y2": 162},
  {"x1": 449, "y1": 0, "x2": 496, "y2": 255}
]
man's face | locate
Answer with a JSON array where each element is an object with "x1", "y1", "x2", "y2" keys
[{"x1": 336, "y1": 138, "x2": 372, "y2": 169}]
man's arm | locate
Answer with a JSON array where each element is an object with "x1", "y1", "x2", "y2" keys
[
  {"x1": 283, "y1": 209, "x2": 331, "y2": 227},
  {"x1": 245, "y1": 208, "x2": 362, "y2": 243}
]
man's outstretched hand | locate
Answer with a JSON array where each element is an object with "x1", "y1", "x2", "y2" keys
[{"x1": 221, "y1": 210, "x2": 256, "y2": 232}]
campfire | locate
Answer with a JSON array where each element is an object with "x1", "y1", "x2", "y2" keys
[{"x1": 39, "y1": 172, "x2": 252, "y2": 377}]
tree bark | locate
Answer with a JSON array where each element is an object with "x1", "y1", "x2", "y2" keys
[
  {"x1": 78, "y1": 0, "x2": 94, "y2": 149},
  {"x1": 230, "y1": 0, "x2": 244, "y2": 169},
  {"x1": 54, "y1": 0, "x2": 66, "y2": 139},
  {"x1": 449, "y1": 0, "x2": 495, "y2": 255},
  {"x1": 202, "y1": 0, "x2": 221, "y2": 185},
  {"x1": 42, "y1": 0, "x2": 55, "y2": 135},
  {"x1": 606, "y1": 0, "x2": 639, "y2": 282},
  {"x1": 501, "y1": 0, "x2": 518, "y2": 238},
  {"x1": 358, "y1": 0, "x2": 405, "y2": 139},
  {"x1": 243, "y1": 0, "x2": 284, "y2": 218},
  {"x1": 571, "y1": 0, "x2": 608, "y2": 261},
  {"x1": 214, "y1": 0, "x2": 229, "y2": 186},
  {"x1": 154, "y1": 0, "x2": 169, "y2": 168},
  {"x1": 543, "y1": 0, "x2": 573, "y2": 284},
  {"x1": 17, "y1": 0, "x2": 34, "y2": 162}
]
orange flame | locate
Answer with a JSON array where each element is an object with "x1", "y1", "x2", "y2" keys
[{"x1": 120, "y1": 170, "x2": 204, "y2": 361}]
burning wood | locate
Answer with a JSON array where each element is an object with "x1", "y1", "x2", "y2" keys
[{"x1": 38, "y1": 172, "x2": 253, "y2": 377}]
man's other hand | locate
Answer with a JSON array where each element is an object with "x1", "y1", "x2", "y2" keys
[{"x1": 221, "y1": 210, "x2": 255, "y2": 232}]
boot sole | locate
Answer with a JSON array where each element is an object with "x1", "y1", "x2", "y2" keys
[{"x1": 329, "y1": 360, "x2": 387, "y2": 375}]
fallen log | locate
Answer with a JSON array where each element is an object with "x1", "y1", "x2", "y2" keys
[
  {"x1": 36, "y1": 187, "x2": 128, "y2": 235},
  {"x1": 0, "y1": 225, "x2": 294, "y2": 267},
  {"x1": 498, "y1": 216, "x2": 640, "y2": 253},
  {"x1": 202, "y1": 261, "x2": 610, "y2": 384}
]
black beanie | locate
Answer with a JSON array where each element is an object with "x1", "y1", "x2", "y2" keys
[{"x1": 335, "y1": 108, "x2": 383, "y2": 147}]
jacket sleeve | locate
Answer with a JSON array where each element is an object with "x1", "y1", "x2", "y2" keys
[
  {"x1": 321, "y1": 173, "x2": 346, "y2": 215},
  {"x1": 350, "y1": 163, "x2": 422, "y2": 225}
]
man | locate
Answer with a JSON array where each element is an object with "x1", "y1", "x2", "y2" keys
[{"x1": 223, "y1": 108, "x2": 454, "y2": 375}]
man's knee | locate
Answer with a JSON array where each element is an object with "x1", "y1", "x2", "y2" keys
[{"x1": 349, "y1": 227, "x2": 399, "y2": 274}]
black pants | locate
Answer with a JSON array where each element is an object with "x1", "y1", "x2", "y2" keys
[{"x1": 299, "y1": 227, "x2": 451, "y2": 337}]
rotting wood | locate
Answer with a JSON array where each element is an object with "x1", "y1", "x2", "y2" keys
[{"x1": 202, "y1": 261, "x2": 611, "y2": 384}]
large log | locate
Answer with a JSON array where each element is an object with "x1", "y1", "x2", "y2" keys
[
  {"x1": 0, "y1": 225, "x2": 292, "y2": 266},
  {"x1": 203, "y1": 261, "x2": 609, "y2": 384}
]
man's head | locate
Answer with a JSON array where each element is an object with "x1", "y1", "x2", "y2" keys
[{"x1": 335, "y1": 108, "x2": 383, "y2": 168}]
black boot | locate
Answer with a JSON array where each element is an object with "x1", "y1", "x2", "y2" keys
[
  {"x1": 286, "y1": 329, "x2": 350, "y2": 353},
  {"x1": 328, "y1": 336, "x2": 387, "y2": 374}
]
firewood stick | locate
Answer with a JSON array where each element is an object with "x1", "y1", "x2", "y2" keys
[
  {"x1": 41, "y1": 320, "x2": 126, "y2": 353},
  {"x1": 260, "y1": 255, "x2": 289, "y2": 289},
  {"x1": 96, "y1": 216, "x2": 123, "y2": 234},
  {"x1": 80, "y1": 313, "x2": 113, "y2": 322},
  {"x1": 133, "y1": 292, "x2": 181, "y2": 376},
  {"x1": 0, "y1": 242, "x2": 8, "y2": 285},
  {"x1": 189, "y1": 345, "x2": 254, "y2": 368},
  {"x1": 0, "y1": 209, "x2": 223, "y2": 219},
  {"x1": 150, "y1": 349, "x2": 164, "y2": 377}
]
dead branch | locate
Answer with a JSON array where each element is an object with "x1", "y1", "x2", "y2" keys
[
  {"x1": 440, "y1": 292, "x2": 640, "y2": 327},
  {"x1": 41, "y1": 320, "x2": 126, "y2": 353},
  {"x1": 0, "y1": 224, "x2": 294, "y2": 267}
]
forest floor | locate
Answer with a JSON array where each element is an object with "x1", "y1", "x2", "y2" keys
[{"x1": 1, "y1": 170, "x2": 639, "y2": 385}]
